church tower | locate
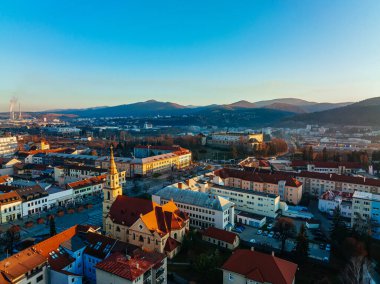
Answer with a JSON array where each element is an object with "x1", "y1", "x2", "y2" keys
[{"x1": 102, "y1": 145, "x2": 122, "y2": 229}]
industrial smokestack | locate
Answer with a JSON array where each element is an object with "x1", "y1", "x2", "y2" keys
[{"x1": 9, "y1": 96, "x2": 17, "y2": 121}]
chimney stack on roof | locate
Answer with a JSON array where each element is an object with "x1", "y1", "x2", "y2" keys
[
  {"x1": 272, "y1": 251, "x2": 275, "y2": 256},
  {"x1": 251, "y1": 247, "x2": 254, "y2": 251}
]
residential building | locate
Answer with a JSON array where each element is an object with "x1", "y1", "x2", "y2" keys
[
  {"x1": 152, "y1": 186, "x2": 235, "y2": 230},
  {"x1": 202, "y1": 227, "x2": 240, "y2": 250},
  {"x1": 67, "y1": 175, "x2": 105, "y2": 201},
  {"x1": 209, "y1": 184, "x2": 281, "y2": 219},
  {"x1": 294, "y1": 171, "x2": 380, "y2": 197},
  {"x1": 54, "y1": 165, "x2": 107, "y2": 185},
  {"x1": 0, "y1": 158, "x2": 21, "y2": 176},
  {"x1": 213, "y1": 168, "x2": 303, "y2": 204},
  {"x1": 16, "y1": 185, "x2": 49, "y2": 217},
  {"x1": 221, "y1": 249, "x2": 297, "y2": 284},
  {"x1": 0, "y1": 191, "x2": 22, "y2": 223},
  {"x1": 291, "y1": 161, "x2": 363, "y2": 174},
  {"x1": 103, "y1": 146, "x2": 189, "y2": 259},
  {"x1": 318, "y1": 190, "x2": 352, "y2": 219},
  {"x1": 0, "y1": 136, "x2": 18, "y2": 157},
  {"x1": 47, "y1": 186, "x2": 74, "y2": 209},
  {"x1": 352, "y1": 191, "x2": 380, "y2": 239}
]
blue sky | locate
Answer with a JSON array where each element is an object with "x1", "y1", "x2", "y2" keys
[{"x1": 0, "y1": 0, "x2": 380, "y2": 111}]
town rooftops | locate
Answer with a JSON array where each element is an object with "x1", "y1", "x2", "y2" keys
[
  {"x1": 154, "y1": 186, "x2": 234, "y2": 211},
  {"x1": 67, "y1": 175, "x2": 106, "y2": 190},
  {"x1": 296, "y1": 171, "x2": 380, "y2": 187},
  {"x1": 214, "y1": 168, "x2": 302, "y2": 188},
  {"x1": 0, "y1": 191, "x2": 21, "y2": 206},
  {"x1": 134, "y1": 145, "x2": 188, "y2": 152},
  {"x1": 202, "y1": 227, "x2": 238, "y2": 244},
  {"x1": 0, "y1": 175, "x2": 11, "y2": 184},
  {"x1": 222, "y1": 249, "x2": 297, "y2": 284},
  {"x1": 320, "y1": 190, "x2": 353, "y2": 201}
]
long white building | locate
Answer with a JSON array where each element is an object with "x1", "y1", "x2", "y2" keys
[
  {"x1": 0, "y1": 136, "x2": 18, "y2": 157},
  {"x1": 152, "y1": 186, "x2": 235, "y2": 230}
]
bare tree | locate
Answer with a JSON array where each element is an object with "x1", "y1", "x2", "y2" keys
[{"x1": 340, "y1": 256, "x2": 372, "y2": 284}]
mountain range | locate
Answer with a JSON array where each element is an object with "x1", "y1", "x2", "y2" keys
[
  {"x1": 49, "y1": 98, "x2": 352, "y2": 118},
  {"x1": 45, "y1": 97, "x2": 380, "y2": 127}
]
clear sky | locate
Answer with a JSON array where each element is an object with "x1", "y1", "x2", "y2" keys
[{"x1": 0, "y1": 0, "x2": 380, "y2": 111}]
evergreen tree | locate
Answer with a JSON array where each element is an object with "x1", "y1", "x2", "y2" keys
[
  {"x1": 330, "y1": 205, "x2": 348, "y2": 245},
  {"x1": 322, "y1": 147, "x2": 328, "y2": 161},
  {"x1": 50, "y1": 216, "x2": 57, "y2": 237},
  {"x1": 295, "y1": 224, "x2": 309, "y2": 264}
]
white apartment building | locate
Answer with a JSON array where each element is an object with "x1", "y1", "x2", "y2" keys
[
  {"x1": 153, "y1": 186, "x2": 235, "y2": 230},
  {"x1": 209, "y1": 184, "x2": 281, "y2": 219},
  {"x1": 0, "y1": 136, "x2": 18, "y2": 157},
  {"x1": 0, "y1": 191, "x2": 22, "y2": 223},
  {"x1": 67, "y1": 175, "x2": 105, "y2": 200},
  {"x1": 16, "y1": 185, "x2": 49, "y2": 217},
  {"x1": 352, "y1": 191, "x2": 380, "y2": 239},
  {"x1": 318, "y1": 190, "x2": 352, "y2": 219}
]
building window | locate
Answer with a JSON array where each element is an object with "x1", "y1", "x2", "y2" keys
[
  {"x1": 116, "y1": 226, "x2": 120, "y2": 232},
  {"x1": 228, "y1": 273, "x2": 234, "y2": 281},
  {"x1": 36, "y1": 275, "x2": 43, "y2": 282}
]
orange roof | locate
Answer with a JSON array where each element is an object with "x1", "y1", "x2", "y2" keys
[
  {"x1": 67, "y1": 175, "x2": 106, "y2": 190},
  {"x1": 0, "y1": 175, "x2": 11, "y2": 184},
  {"x1": 0, "y1": 191, "x2": 21, "y2": 206}
]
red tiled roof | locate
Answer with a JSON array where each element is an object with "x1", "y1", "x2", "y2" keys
[
  {"x1": 296, "y1": 171, "x2": 380, "y2": 187},
  {"x1": 222, "y1": 249, "x2": 297, "y2": 284},
  {"x1": 0, "y1": 175, "x2": 11, "y2": 184},
  {"x1": 95, "y1": 252, "x2": 154, "y2": 281},
  {"x1": 0, "y1": 191, "x2": 21, "y2": 206},
  {"x1": 164, "y1": 237, "x2": 180, "y2": 252},
  {"x1": 67, "y1": 175, "x2": 106, "y2": 190},
  {"x1": 109, "y1": 196, "x2": 156, "y2": 226},
  {"x1": 202, "y1": 227, "x2": 238, "y2": 244},
  {"x1": 214, "y1": 168, "x2": 302, "y2": 188}
]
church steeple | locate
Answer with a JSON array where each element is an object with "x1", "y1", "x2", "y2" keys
[{"x1": 103, "y1": 145, "x2": 122, "y2": 230}]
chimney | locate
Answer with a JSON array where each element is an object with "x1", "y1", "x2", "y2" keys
[
  {"x1": 136, "y1": 263, "x2": 139, "y2": 269},
  {"x1": 272, "y1": 251, "x2": 275, "y2": 256},
  {"x1": 251, "y1": 247, "x2": 254, "y2": 251},
  {"x1": 178, "y1": 182, "x2": 182, "y2": 189}
]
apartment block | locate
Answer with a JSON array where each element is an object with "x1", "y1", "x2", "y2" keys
[{"x1": 0, "y1": 136, "x2": 18, "y2": 157}]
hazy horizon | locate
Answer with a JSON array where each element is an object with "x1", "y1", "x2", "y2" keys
[{"x1": 1, "y1": 1, "x2": 380, "y2": 111}]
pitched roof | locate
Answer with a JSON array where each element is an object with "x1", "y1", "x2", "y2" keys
[
  {"x1": 202, "y1": 227, "x2": 238, "y2": 244},
  {"x1": 164, "y1": 237, "x2": 180, "y2": 252},
  {"x1": 109, "y1": 196, "x2": 157, "y2": 226},
  {"x1": 0, "y1": 175, "x2": 11, "y2": 184},
  {"x1": 291, "y1": 161, "x2": 362, "y2": 169},
  {"x1": 15, "y1": 185, "x2": 48, "y2": 201},
  {"x1": 95, "y1": 252, "x2": 155, "y2": 281},
  {"x1": 67, "y1": 175, "x2": 106, "y2": 190},
  {"x1": 214, "y1": 168, "x2": 302, "y2": 188},
  {"x1": 0, "y1": 191, "x2": 21, "y2": 206},
  {"x1": 222, "y1": 249, "x2": 297, "y2": 284}
]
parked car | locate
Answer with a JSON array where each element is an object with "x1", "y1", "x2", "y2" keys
[
  {"x1": 257, "y1": 230, "x2": 263, "y2": 235},
  {"x1": 249, "y1": 239, "x2": 256, "y2": 243},
  {"x1": 323, "y1": 256, "x2": 329, "y2": 263},
  {"x1": 319, "y1": 243, "x2": 325, "y2": 250},
  {"x1": 267, "y1": 223, "x2": 273, "y2": 230},
  {"x1": 268, "y1": 231, "x2": 274, "y2": 238},
  {"x1": 274, "y1": 232, "x2": 281, "y2": 239},
  {"x1": 325, "y1": 244, "x2": 331, "y2": 251},
  {"x1": 232, "y1": 227, "x2": 243, "y2": 233},
  {"x1": 263, "y1": 231, "x2": 268, "y2": 236},
  {"x1": 236, "y1": 225, "x2": 245, "y2": 231}
]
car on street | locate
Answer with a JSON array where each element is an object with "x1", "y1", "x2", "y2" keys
[
  {"x1": 323, "y1": 256, "x2": 329, "y2": 263},
  {"x1": 232, "y1": 227, "x2": 243, "y2": 233},
  {"x1": 263, "y1": 231, "x2": 268, "y2": 236},
  {"x1": 325, "y1": 244, "x2": 331, "y2": 251},
  {"x1": 249, "y1": 239, "x2": 256, "y2": 243},
  {"x1": 236, "y1": 225, "x2": 245, "y2": 231},
  {"x1": 257, "y1": 230, "x2": 263, "y2": 235},
  {"x1": 268, "y1": 231, "x2": 274, "y2": 238},
  {"x1": 267, "y1": 223, "x2": 273, "y2": 230}
]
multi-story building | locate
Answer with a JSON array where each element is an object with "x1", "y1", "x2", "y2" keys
[
  {"x1": 318, "y1": 190, "x2": 352, "y2": 219},
  {"x1": 208, "y1": 132, "x2": 264, "y2": 149},
  {"x1": 0, "y1": 191, "x2": 22, "y2": 223},
  {"x1": 16, "y1": 185, "x2": 49, "y2": 217},
  {"x1": 0, "y1": 136, "x2": 18, "y2": 157},
  {"x1": 221, "y1": 249, "x2": 297, "y2": 284},
  {"x1": 152, "y1": 185, "x2": 235, "y2": 230},
  {"x1": 209, "y1": 184, "x2": 282, "y2": 219},
  {"x1": 295, "y1": 171, "x2": 380, "y2": 197},
  {"x1": 103, "y1": 146, "x2": 189, "y2": 259},
  {"x1": 54, "y1": 165, "x2": 107, "y2": 184},
  {"x1": 352, "y1": 191, "x2": 380, "y2": 239},
  {"x1": 67, "y1": 175, "x2": 105, "y2": 200},
  {"x1": 291, "y1": 161, "x2": 363, "y2": 174},
  {"x1": 213, "y1": 168, "x2": 303, "y2": 204}
]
